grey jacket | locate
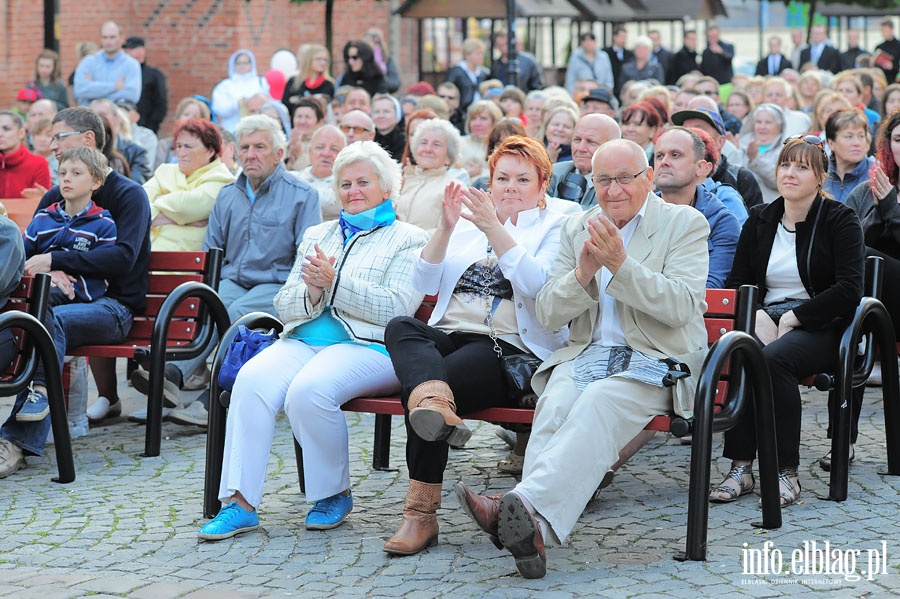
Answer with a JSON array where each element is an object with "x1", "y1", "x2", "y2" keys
[
  {"x1": 0, "y1": 215, "x2": 25, "y2": 309},
  {"x1": 204, "y1": 163, "x2": 322, "y2": 289},
  {"x1": 564, "y1": 48, "x2": 614, "y2": 93}
]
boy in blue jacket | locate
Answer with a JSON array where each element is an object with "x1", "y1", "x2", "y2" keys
[{"x1": 24, "y1": 146, "x2": 117, "y2": 306}]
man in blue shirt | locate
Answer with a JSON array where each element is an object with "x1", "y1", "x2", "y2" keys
[{"x1": 73, "y1": 21, "x2": 142, "y2": 106}]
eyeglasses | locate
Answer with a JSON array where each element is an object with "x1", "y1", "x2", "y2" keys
[
  {"x1": 347, "y1": 54, "x2": 361, "y2": 61},
  {"x1": 340, "y1": 124, "x2": 372, "y2": 135},
  {"x1": 51, "y1": 131, "x2": 84, "y2": 143},
  {"x1": 784, "y1": 134, "x2": 825, "y2": 149},
  {"x1": 591, "y1": 169, "x2": 647, "y2": 188}
]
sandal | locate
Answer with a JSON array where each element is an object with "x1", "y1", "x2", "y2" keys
[
  {"x1": 498, "y1": 452, "x2": 524, "y2": 475},
  {"x1": 818, "y1": 445, "x2": 855, "y2": 472},
  {"x1": 709, "y1": 464, "x2": 755, "y2": 503},
  {"x1": 775, "y1": 467, "x2": 801, "y2": 507}
]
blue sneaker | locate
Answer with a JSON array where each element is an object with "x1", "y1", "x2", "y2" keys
[
  {"x1": 305, "y1": 491, "x2": 353, "y2": 530},
  {"x1": 16, "y1": 389, "x2": 49, "y2": 422},
  {"x1": 198, "y1": 501, "x2": 259, "y2": 541}
]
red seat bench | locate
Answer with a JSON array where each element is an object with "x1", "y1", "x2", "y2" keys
[
  {"x1": 204, "y1": 285, "x2": 783, "y2": 561},
  {"x1": 71, "y1": 249, "x2": 230, "y2": 457}
]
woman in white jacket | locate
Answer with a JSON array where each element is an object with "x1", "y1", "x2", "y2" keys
[
  {"x1": 740, "y1": 103, "x2": 787, "y2": 204},
  {"x1": 382, "y1": 135, "x2": 568, "y2": 556},
  {"x1": 199, "y1": 141, "x2": 429, "y2": 541},
  {"x1": 211, "y1": 50, "x2": 270, "y2": 133}
]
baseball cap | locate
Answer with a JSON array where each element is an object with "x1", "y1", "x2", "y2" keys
[
  {"x1": 671, "y1": 107, "x2": 726, "y2": 136},
  {"x1": 581, "y1": 87, "x2": 619, "y2": 111},
  {"x1": 16, "y1": 88, "x2": 40, "y2": 102},
  {"x1": 123, "y1": 36, "x2": 145, "y2": 49}
]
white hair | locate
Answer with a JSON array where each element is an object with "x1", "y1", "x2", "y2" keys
[
  {"x1": 235, "y1": 114, "x2": 287, "y2": 153},
  {"x1": 332, "y1": 140, "x2": 402, "y2": 199},
  {"x1": 409, "y1": 118, "x2": 462, "y2": 165}
]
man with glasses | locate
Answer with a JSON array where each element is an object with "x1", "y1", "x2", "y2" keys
[
  {"x1": 338, "y1": 110, "x2": 376, "y2": 144},
  {"x1": 456, "y1": 138, "x2": 709, "y2": 579},
  {"x1": 436, "y1": 82, "x2": 465, "y2": 133},
  {"x1": 73, "y1": 21, "x2": 142, "y2": 106},
  {"x1": 547, "y1": 113, "x2": 620, "y2": 209},
  {"x1": 0, "y1": 107, "x2": 151, "y2": 476}
]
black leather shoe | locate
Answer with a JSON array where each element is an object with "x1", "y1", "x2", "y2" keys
[{"x1": 819, "y1": 445, "x2": 855, "y2": 472}]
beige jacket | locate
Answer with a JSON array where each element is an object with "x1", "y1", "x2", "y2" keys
[
  {"x1": 533, "y1": 193, "x2": 710, "y2": 418},
  {"x1": 395, "y1": 165, "x2": 456, "y2": 234}
]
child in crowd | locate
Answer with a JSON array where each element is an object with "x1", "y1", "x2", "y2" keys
[
  {"x1": 24, "y1": 147, "x2": 117, "y2": 307},
  {"x1": 29, "y1": 118, "x2": 58, "y2": 185}
]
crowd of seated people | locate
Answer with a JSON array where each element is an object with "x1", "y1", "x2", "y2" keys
[{"x1": 4, "y1": 15, "x2": 900, "y2": 582}]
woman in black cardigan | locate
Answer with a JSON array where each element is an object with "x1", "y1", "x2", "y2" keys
[{"x1": 709, "y1": 136, "x2": 865, "y2": 507}]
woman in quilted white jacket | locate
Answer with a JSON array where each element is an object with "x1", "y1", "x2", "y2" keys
[{"x1": 199, "y1": 141, "x2": 428, "y2": 541}]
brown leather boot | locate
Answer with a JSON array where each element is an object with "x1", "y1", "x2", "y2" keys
[
  {"x1": 383, "y1": 480, "x2": 442, "y2": 555},
  {"x1": 407, "y1": 380, "x2": 471, "y2": 446}
]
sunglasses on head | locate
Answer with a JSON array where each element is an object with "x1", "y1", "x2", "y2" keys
[{"x1": 784, "y1": 134, "x2": 825, "y2": 149}]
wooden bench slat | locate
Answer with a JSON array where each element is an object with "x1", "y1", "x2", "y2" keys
[
  {"x1": 143, "y1": 295, "x2": 202, "y2": 318},
  {"x1": 148, "y1": 251, "x2": 208, "y2": 271},
  {"x1": 148, "y1": 274, "x2": 204, "y2": 294},
  {"x1": 127, "y1": 319, "x2": 196, "y2": 341}
]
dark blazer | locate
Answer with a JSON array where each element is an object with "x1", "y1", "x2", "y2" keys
[
  {"x1": 799, "y1": 44, "x2": 842, "y2": 73},
  {"x1": 755, "y1": 54, "x2": 790, "y2": 76},
  {"x1": 668, "y1": 47, "x2": 699, "y2": 85},
  {"x1": 652, "y1": 47, "x2": 674, "y2": 80},
  {"x1": 137, "y1": 63, "x2": 167, "y2": 134},
  {"x1": 841, "y1": 47, "x2": 867, "y2": 71},
  {"x1": 700, "y1": 42, "x2": 735, "y2": 84},
  {"x1": 726, "y1": 196, "x2": 864, "y2": 330},
  {"x1": 445, "y1": 64, "x2": 489, "y2": 113},
  {"x1": 490, "y1": 52, "x2": 544, "y2": 93},
  {"x1": 604, "y1": 46, "x2": 634, "y2": 93}
]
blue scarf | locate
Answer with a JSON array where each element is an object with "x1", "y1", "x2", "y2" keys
[{"x1": 338, "y1": 200, "x2": 396, "y2": 244}]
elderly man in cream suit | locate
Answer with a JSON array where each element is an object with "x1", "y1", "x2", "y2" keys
[{"x1": 456, "y1": 139, "x2": 710, "y2": 579}]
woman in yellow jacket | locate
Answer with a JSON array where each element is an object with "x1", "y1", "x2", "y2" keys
[{"x1": 144, "y1": 119, "x2": 235, "y2": 250}]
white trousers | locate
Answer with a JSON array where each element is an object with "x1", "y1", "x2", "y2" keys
[
  {"x1": 218, "y1": 338, "x2": 399, "y2": 507},
  {"x1": 514, "y1": 361, "x2": 672, "y2": 543}
]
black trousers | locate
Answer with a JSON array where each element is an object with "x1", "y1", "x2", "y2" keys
[
  {"x1": 384, "y1": 316, "x2": 523, "y2": 484},
  {"x1": 724, "y1": 326, "x2": 843, "y2": 468}
]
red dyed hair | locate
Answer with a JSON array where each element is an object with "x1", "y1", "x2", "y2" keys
[
  {"x1": 487, "y1": 134, "x2": 552, "y2": 191},
  {"x1": 172, "y1": 118, "x2": 223, "y2": 158}
]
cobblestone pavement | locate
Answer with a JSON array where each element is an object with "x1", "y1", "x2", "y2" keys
[{"x1": 1, "y1": 365, "x2": 899, "y2": 598}]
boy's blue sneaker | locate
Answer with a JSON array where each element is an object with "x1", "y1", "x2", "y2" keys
[
  {"x1": 16, "y1": 389, "x2": 49, "y2": 422},
  {"x1": 305, "y1": 491, "x2": 353, "y2": 530},
  {"x1": 198, "y1": 501, "x2": 259, "y2": 541}
]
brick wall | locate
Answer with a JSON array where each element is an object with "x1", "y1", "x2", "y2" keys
[{"x1": 2, "y1": 0, "x2": 419, "y2": 136}]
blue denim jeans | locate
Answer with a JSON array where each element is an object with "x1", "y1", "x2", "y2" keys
[{"x1": 1, "y1": 296, "x2": 133, "y2": 456}]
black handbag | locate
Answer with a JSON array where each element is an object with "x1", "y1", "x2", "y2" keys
[
  {"x1": 501, "y1": 353, "x2": 542, "y2": 407},
  {"x1": 761, "y1": 298, "x2": 807, "y2": 325}
]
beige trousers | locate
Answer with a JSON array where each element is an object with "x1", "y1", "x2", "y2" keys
[{"x1": 514, "y1": 361, "x2": 673, "y2": 543}]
